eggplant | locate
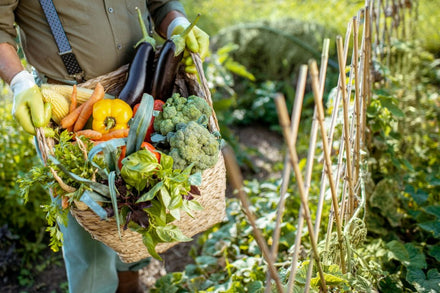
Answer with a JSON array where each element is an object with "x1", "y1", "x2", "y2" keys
[
  {"x1": 118, "y1": 7, "x2": 156, "y2": 107},
  {"x1": 150, "y1": 40, "x2": 182, "y2": 101},
  {"x1": 151, "y1": 14, "x2": 200, "y2": 101}
]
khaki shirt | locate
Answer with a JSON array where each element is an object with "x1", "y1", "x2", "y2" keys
[{"x1": 0, "y1": 0, "x2": 185, "y2": 81}]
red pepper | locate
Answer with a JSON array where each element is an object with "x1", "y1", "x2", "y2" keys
[
  {"x1": 132, "y1": 100, "x2": 165, "y2": 141},
  {"x1": 118, "y1": 141, "x2": 161, "y2": 170}
]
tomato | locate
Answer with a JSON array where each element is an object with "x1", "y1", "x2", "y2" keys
[
  {"x1": 132, "y1": 103, "x2": 140, "y2": 117},
  {"x1": 141, "y1": 142, "x2": 161, "y2": 162},
  {"x1": 132, "y1": 100, "x2": 165, "y2": 142},
  {"x1": 118, "y1": 142, "x2": 161, "y2": 170}
]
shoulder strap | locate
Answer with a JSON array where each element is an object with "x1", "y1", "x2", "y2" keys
[{"x1": 39, "y1": 0, "x2": 84, "y2": 82}]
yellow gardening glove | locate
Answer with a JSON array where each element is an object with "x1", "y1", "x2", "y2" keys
[
  {"x1": 168, "y1": 17, "x2": 209, "y2": 74},
  {"x1": 11, "y1": 71, "x2": 51, "y2": 135}
]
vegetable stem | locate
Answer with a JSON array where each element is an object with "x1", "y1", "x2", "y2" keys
[
  {"x1": 104, "y1": 117, "x2": 116, "y2": 131},
  {"x1": 171, "y1": 13, "x2": 201, "y2": 56},
  {"x1": 179, "y1": 13, "x2": 201, "y2": 39},
  {"x1": 135, "y1": 7, "x2": 156, "y2": 49}
]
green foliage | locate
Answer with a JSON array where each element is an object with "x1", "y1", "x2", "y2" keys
[
  {"x1": 0, "y1": 85, "x2": 49, "y2": 260},
  {"x1": 212, "y1": 18, "x2": 337, "y2": 82},
  {"x1": 121, "y1": 150, "x2": 201, "y2": 259},
  {"x1": 182, "y1": 0, "x2": 363, "y2": 37},
  {"x1": 366, "y1": 41, "x2": 440, "y2": 292},
  {"x1": 152, "y1": 179, "x2": 296, "y2": 292},
  {"x1": 204, "y1": 44, "x2": 282, "y2": 172},
  {"x1": 0, "y1": 83, "x2": 64, "y2": 289},
  {"x1": 152, "y1": 179, "x2": 382, "y2": 292},
  {"x1": 416, "y1": 0, "x2": 440, "y2": 52},
  {"x1": 18, "y1": 131, "x2": 100, "y2": 252}
]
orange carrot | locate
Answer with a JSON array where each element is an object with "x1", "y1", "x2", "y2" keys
[
  {"x1": 61, "y1": 103, "x2": 86, "y2": 129},
  {"x1": 73, "y1": 82, "x2": 105, "y2": 132},
  {"x1": 62, "y1": 196, "x2": 69, "y2": 209},
  {"x1": 75, "y1": 129, "x2": 103, "y2": 140},
  {"x1": 69, "y1": 85, "x2": 78, "y2": 113},
  {"x1": 99, "y1": 128, "x2": 130, "y2": 141},
  {"x1": 66, "y1": 85, "x2": 78, "y2": 132}
]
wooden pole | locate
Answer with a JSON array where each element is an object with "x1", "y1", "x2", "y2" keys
[
  {"x1": 336, "y1": 36, "x2": 356, "y2": 219},
  {"x1": 353, "y1": 16, "x2": 362, "y2": 187},
  {"x1": 309, "y1": 60, "x2": 346, "y2": 273},
  {"x1": 274, "y1": 94, "x2": 328, "y2": 292},
  {"x1": 287, "y1": 39, "x2": 330, "y2": 293},
  {"x1": 264, "y1": 65, "x2": 308, "y2": 293},
  {"x1": 222, "y1": 146, "x2": 284, "y2": 292}
]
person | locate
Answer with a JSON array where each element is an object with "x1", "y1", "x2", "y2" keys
[{"x1": 0, "y1": 1, "x2": 209, "y2": 292}]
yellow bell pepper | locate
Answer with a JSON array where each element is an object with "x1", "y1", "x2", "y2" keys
[{"x1": 92, "y1": 99, "x2": 133, "y2": 134}]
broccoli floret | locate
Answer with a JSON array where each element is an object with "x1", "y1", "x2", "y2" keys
[
  {"x1": 168, "y1": 121, "x2": 220, "y2": 173},
  {"x1": 154, "y1": 93, "x2": 212, "y2": 135}
]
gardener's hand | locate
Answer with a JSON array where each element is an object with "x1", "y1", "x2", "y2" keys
[
  {"x1": 11, "y1": 71, "x2": 49, "y2": 135},
  {"x1": 168, "y1": 17, "x2": 209, "y2": 74}
]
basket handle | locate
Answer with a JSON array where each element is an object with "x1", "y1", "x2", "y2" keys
[{"x1": 190, "y1": 52, "x2": 220, "y2": 132}]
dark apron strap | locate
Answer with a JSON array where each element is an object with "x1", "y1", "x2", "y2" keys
[{"x1": 39, "y1": 0, "x2": 85, "y2": 82}]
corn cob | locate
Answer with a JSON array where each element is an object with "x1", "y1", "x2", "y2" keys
[
  {"x1": 41, "y1": 88, "x2": 70, "y2": 125},
  {"x1": 40, "y1": 84, "x2": 114, "y2": 104}
]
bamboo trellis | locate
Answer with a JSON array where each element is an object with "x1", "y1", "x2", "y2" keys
[{"x1": 221, "y1": 0, "x2": 416, "y2": 292}]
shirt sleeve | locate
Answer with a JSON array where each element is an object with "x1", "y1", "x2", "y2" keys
[
  {"x1": 147, "y1": 0, "x2": 186, "y2": 29},
  {"x1": 0, "y1": 0, "x2": 19, "y2": 49}
]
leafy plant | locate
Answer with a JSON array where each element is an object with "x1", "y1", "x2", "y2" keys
[
  {"x1": 0, "y1": 82, "x2": 65, "y2": 290},
  {"x1": 152, "y1": 178, "x2": 383, "y2": 292},
  {"x1": 366, "y1": 40, "x2": 440, "y2": 292}
]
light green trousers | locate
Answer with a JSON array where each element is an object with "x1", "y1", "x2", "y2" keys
[{"x1": 60, "y1": 212, "x2": 150, "y2": 293}]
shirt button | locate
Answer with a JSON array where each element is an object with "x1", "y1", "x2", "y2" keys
[
  {"x1": 108, "y1": 7, "x2": 114, "y2": 13},
  {"x1": 117, "y1": 44, "x2": 122, "y2": 50}
]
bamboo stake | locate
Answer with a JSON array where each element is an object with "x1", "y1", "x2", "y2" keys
[
  {"x1": 325, "y1": 130, "x2": 347, "y2": 243},
  {"x1": 365, "y1": 5, "x2": 373, "y2": 107},
  {"x1": 287, "y1": 39, "x2": 330, "y2": 293},
  {"x1": 326, "y1": 27, "x2": 363, "y2": 237},
  {"x1": 221, "y1": 146, "x2": 284, "y2": 293},
  {"x1": 324, "y1": 19, "x2": 355, "y2": 252},
  {"x1": 373, "y1": 0, "x2": 380, "y2": 51},
  {"x1": 264, "y1": 65, "x2": 308, "y2": 293},
  {"x1": 274, "y1": 94, "x2": 328, "y2": 292},
  {"x1": 381, "y1": 0, "x2": 391, "y2": 69},
  {"x1": 309, "y1": 60, "x2": 346, "y2": 273},
  {"x1": 342, "y1": 29, "x2": 361, "y2": 213},
  {"x1": 340, "y1": 61, "x2": 355, "y2": 225},
  {"x1": 336, "y1": 36, "x2": 356, "y2": 220},
  {"x1": 353, "y1": 16, "x2": 362, "y2": 186},
  {"x1": 328, "y1": 21, "x2": 352, "y2": 144},
  {"x1": 361, "y1": 7, "x2": 370, "y2": 147},
  {"x1": 377, "y1": 0, "x2": 385, "y2": 56},
  {"x1": 304, "y1": 37, "x2": 340, "y2": 293},
  {"x1": 357, "y1": 10, "x2": 369, "y2": 153}
]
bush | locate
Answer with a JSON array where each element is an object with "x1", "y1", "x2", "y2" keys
[
  {"x1": 0, "y1": 83, "x2": 48, "y2": 276},
  {"x1": 212, "y1": 18, "x2": 338, "y2": 82}
]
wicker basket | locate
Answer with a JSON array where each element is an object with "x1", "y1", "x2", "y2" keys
[{"x1": 37, "y1": 54, "x2": 226, "y2": 263}]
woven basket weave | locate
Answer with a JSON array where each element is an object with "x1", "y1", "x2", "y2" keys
[{"x1": 37, "y1": 54, "x2": 226, "y2": 263}]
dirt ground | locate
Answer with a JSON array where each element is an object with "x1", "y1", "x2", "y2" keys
[{"x1": 4, "y1": 124, "x2": 284, "y2": 292}]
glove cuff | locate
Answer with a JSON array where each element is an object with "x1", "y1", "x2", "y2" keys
[
  {"x1": 167, "y1": 16, "x2": 190, "y2": 38},
  {"x1": 10, "y1": 70, "x2": 36, "y2": 96}
]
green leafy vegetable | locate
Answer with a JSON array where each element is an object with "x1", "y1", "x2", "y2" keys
[{"x1": 120, "y1": 149, "x2": 201, "y2": 258}]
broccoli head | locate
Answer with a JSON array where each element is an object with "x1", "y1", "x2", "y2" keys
[
  {"x1": 168, "y1": 121, "x2": 220, "y2": 173},
  {"x1": 154, "y1": 93, "x2": 212, "y2": 135}
]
